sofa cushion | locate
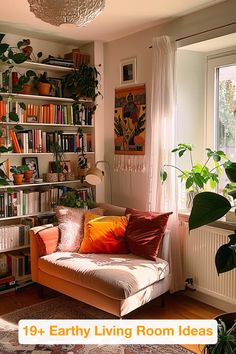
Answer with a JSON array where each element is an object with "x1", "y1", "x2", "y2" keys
[
  {"x1": 126, "y1": 212, "x2": 172, "y2": 261},
  {"x1": 36, "y1": 226, "x2": 59, "y2": 256},
  {"x1": 38, "y1": 252, "x2": 169, "y2": 300},
  {"x1": 55, "y1": 206, "x2": 103, "y2": 252},
  {"x1": 80, "y1": 213, "x2": 130, "y2": 254}
]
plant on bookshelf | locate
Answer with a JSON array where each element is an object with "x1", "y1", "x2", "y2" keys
[
  {"x1": 59, "y1": 187, "x2": 94, "y2": 209},
  {"x1": 13, "y1": 70, "x2": 36, "y2": 94},
  {"x1": 34, "y1": 71, "x2": 51, "y2": 96},
  {"x1": 10, "y1": 165, "x2": 29, "y2": 185}
]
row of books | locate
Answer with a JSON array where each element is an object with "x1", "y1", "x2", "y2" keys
[
  {"x1": 0, "y1": 188, "x2": 63, "y2": 218},
  {"x1": 0, "y1": 274, "x2": 16, "y2": 293},
  {"x1": 0, "y1": 224, "x2": 30, "y2": 250},
  {"x1": 0, "y1": 101, "x2": 94, "y2": 126},
  {"x1": 7, "y1": 250, "x2": 31, "y2": 281},
  {"x1": 9, "y1": 129, "x2": 93, "y2": 153}
]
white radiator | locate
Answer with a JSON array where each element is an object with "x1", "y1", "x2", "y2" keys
[{"x1": 182, "y1": 222, "x2": 236, "y2": 309}]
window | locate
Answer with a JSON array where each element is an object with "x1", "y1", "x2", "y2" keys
[{"x1": 207, "y1": 52, "x2": 236, "y2": 192}]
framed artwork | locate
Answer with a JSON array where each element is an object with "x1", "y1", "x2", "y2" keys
[
  {"x1": 120, "y1": 57, "x2": 136, "y2": 85},
  {"x1": 114, "y1": 84, "x2": 146, "y2": 155},
  {"x1": 48, "y1": 77, "x2": 62, "y2": 97},
  {"x1": 49, "y1": 160, "x2": 71, "y2": 173},
  {"x1": 22, "y1": 157, "x2": 39, "y2": 179}
]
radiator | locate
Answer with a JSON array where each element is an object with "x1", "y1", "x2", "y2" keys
[{"x1": 182, "y1": 223, "x2": 236, "y2": 307}]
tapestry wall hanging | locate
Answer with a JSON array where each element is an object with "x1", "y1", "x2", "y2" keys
[{"x1": 114, "y1": 84, "x2": 146, "y2": 172}]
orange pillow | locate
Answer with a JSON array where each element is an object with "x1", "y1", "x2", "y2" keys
[{"x1": 79, "y1": 213, "x2": 130, "y2": 254}]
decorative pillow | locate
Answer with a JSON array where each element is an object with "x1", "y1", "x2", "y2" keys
[
  {"x1": 79, "y1": 213, "x2": 130, "y2": 254},
  {"x1": 126, "y1": 207, "x2": 164, "y2": 217},
  {"x1": 36, "y1": 226, "x2": 59, "y2": 256},
  {"x1": 126, "y1": 212, "x2": 172, "y2": 261},
  {"x1": 55, "y1": 206, "x2": 103, "y2": 252}
]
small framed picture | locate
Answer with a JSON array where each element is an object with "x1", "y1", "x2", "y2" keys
[
  {"x1": 49, "y1": 160, "x2": 71, "y2": 173},
  {"x1": 27, "y1": 116, "x2": 38, "y2": 123},
  {"x1": 120, "y1": 57, "x2": 137, "y2": 85},
  {"x1": 48, "y1": 77, "x2": 62, "y2": 97},
  {"x1": 23, "y1": 157, "x2": 39, "y2": 179}
]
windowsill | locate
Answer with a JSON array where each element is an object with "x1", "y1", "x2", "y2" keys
[{"x1": 179, "y1": 210, "x2": 236, "y2": 231}]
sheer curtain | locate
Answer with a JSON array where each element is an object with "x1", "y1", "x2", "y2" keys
[{"x1": 147, "y1": 36, "x2": 184, "y2": 292}]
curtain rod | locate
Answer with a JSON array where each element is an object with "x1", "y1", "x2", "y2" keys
[{"x1": 148, "y1": 22, "x2": 236, "y2": 48}]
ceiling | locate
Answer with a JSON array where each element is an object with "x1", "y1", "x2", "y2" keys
[{"x1": 0, "y1": 0, "x2": 226, "y2": 44}]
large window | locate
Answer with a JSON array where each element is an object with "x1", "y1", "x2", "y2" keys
[{"x1": 207, "y1": 53, "x2": 236, "y2": 193}]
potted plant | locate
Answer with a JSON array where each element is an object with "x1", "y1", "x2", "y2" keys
[
  {"x1": 24, "y1": 168, "x2": 33, "y2": 183},
  {"x1": 35, "y1": 72, "x2": 51, "y2": 96},
  {"x1": 52, "y1": 142, "x2": 65, "y2": 182},
  {"x1": 160, "y1": 144, "x2": 230, "y2": 208},
  {"x1": 202, "y1": 316, "x2": 236, "y2": 353},
  {"x1": 63, "y1": 63, "x2": 101, "y2": 101},
  {"x1": 13, "y1": 70, "x2": 36, "y2": 94},
  {"x1": 10, "y1": 165, "x2": 29, "y2": 185}
]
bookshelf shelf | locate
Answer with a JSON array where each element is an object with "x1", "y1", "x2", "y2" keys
[
  {"x1": 4, "y1": 122, "x2": 94, "y2": 128},
  {"x1": 0, "y1": 179, "x2": 83, "y2": 190},
  {"x1": 0, "y1": 151, "x2": 95, "y2": 156},
  {"x1": 15, "y1": 61, "x2": 74, "y2": 73},
  {"x1": 0, "y1": 245, "x2": 30, "y2": 254},
  {"x1": 0, "y1": 211, "x2": 55, "y2": 221},
  {"x1": 0, "y1": 92, "x2": 92, "y2": 104}
]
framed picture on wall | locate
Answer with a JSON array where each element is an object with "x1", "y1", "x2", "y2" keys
[
  {"x1": 120, "y1": 57, "x2": 137, "y2": 85},
  {"x1": 23, "y1": 157, "x2": 39, "y2": 179},
  {"x1": 48, "y1": 77, "x2": 62, "y2": 97}
]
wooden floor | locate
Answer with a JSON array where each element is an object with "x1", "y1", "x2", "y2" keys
[{"x1": 0, "y1": 285, "x2": 222, "y2": 354}]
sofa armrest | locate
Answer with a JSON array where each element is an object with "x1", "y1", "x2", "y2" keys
[{"x1": 30, "y1": 224, "x2": 58, "y2": 281}]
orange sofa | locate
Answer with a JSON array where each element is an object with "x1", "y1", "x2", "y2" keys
[{"x1": 30, "y1": 203, "x2": 171, "y2": 317}]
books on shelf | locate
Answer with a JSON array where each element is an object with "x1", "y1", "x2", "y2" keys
[
  {"x1": 0, "y1": 187, "x2": 63, "y2": 219},
  {"x1": 9, "y1": 129, "x2": 92, "y2": 153},
  {"x1": 7, "y1": 249, "x2": 31, "y2": 281},
  {"x1": 0, "y1": 224, "x2": 30, "y2": 250}
]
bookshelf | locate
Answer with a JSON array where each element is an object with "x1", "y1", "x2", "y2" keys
[{"x1": 0, "y1": 60, "x2": 96, "y2": 291}]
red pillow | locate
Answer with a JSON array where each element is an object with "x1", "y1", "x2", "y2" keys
[
  {"x1": 126, "y1": 207, "x2": 163, "y2": 217},
  {"x1": 126, "y1": 212, "x2": 172, "y2": 261}
]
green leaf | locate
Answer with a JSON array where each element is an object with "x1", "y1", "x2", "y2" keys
[
  {"x1": 213, "y1": 153, "x2": 221, "y2": 162},
  {"x1": 1, "y1": 116, "x2": 7, "y2": 122},
  {"x1": 189, "y1": 192, "x2": 231, "y2": 231},
  {"x1": 209, "y1": 177, "x2": 217, "y2": 189},
  {"x1": 0, "y1": 178, "x2": 9, "y2": 186},
  {"x1": 160, "y1": 170, "x2": 167, "y2": 183},
  {"x1": 14, "y1": 125, "x2": 24, "y2": 131},
  {"x1": 0, "y1": 146, "x2": 9, "y2": 153},
  {"x1": 178, "y1": 149, "x2": 185, "y2": 157},
  {"x1": 9, "y1": 111, "x2": 19, "y2": 122},
  {"x1": 12, "y1": 53, "x2": 27, "y2": 64},
  {"x1": 0, "y1": 43, "x2": 9, "y2": 55},
  {"x1": 193, "y1": 173, "x2": 204, "y2": 188},
  {"x1": 0, "y1": 169, "x2": 8, "y2": 179},
  {"x1": 26, "y1": 70, "x2": 36, "y2": 77},
  {"x1": 19, "y1": 102, "x2": 26, "y2": 110},
  {"x1": 225, "y1": 162, "x2": 236, "y2": 183},
  {"x1": 215, "y1": 242, "x2": 236, "y2": 274},
  {"x1": 186, "y1": 177, "x2": 193, "y2": 189}
]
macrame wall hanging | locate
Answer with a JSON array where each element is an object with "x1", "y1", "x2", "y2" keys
[{"x1": 114, "y1": 84, "x2": 146, "y2": 172}]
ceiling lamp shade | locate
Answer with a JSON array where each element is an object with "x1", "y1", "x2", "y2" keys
[{"x1": 28, "y1": 0, "x2": 105, "y2": 27}]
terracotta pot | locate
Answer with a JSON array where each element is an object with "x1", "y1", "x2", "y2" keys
[
  {"x1": 24, "y1": 170, "x2": 33, "y2": 183},
  {"x1": 21, "y1": 84, "x2": 31, "y2": 95},
  {"x1": 38, "y1": 82, "x2": 51, "y2": 96},
  {"x1": 43, "y1": 173, "x2": 58, "y2": 182},
  {"x1": 13, "y1": 174, "x2": 24, "y2": 185}
]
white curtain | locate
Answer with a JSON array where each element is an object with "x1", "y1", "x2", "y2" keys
[{"x1": 147, "y1": 36, "x2": 184, "y2": 292}]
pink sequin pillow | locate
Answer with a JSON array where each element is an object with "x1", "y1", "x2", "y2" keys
[{"x1": 55, "y1": 206, "x2": 103, "y2": 252}]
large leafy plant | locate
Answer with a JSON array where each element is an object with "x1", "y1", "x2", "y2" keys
[
  {"x1": 161, "y1": 144, "x2": 230, "y2": 192},
  {"x1": 189, "y1": 161, "x2": 236, "y2": 274}
]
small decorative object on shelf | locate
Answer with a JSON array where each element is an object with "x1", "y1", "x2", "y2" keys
[
  {"x1": 24, "y1": 169, "x2": 33, "y2": 183},
  {"x1": 43, "y1": 172, "x2": 58, "y2": 183},
  {"x1": 35, "y1": 72, "x2": 51, "y2": 96},
  {"x1": 10, "y1": 165, "x2": 29, "y2": 185}
]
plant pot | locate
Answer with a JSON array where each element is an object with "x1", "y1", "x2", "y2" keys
[
  {"x1": 38, "y1": 82, "x2": 51, "y2": 96},
  {"x1": 43, "y1": 173, "x2": 58, "y2": 183},
  {"x1": 21, "y1": 84, "x2": 31, "y2": 94},
  {"x1": 58, "y1": 173, "x2": 66, "y2": 182},
  {"x1": 65, "y1": 172, "x2": 75, "y2": 181},
  {"x1": 13, "y1": 174, "x2": 24, "y2": 185},
  {"x1": 24, "y1": 170, "x2": 33, "y2": 183},
  {"x1": 78, "y1": 168, "x2": 88, "y2": 177}
]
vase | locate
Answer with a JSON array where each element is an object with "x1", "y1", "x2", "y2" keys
[
  {"x1": 186, "y1": 191, "x2": 197, "y2": 209},
  {"x1": 24, "y1": 170, "x2": 33, "y2": 183}
]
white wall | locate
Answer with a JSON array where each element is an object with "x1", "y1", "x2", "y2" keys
[{"x1": 104, "y1": 0, "x2": 236, "y2": 209}]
